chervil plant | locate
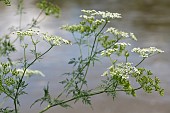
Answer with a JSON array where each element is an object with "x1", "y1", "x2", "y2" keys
[{"x1": 0, "y1": 1, "x2": 164, "y2": 113}]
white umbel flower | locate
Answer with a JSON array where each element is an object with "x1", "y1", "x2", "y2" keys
[
  {"x1": 101, "y1": 62, "x2": 140, "y2": 79},
  {"x1": 131, "y1": 47, "x2": 164, "y2": 58}
]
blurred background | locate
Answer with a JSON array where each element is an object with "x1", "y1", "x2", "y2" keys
[{"x1": 0, "y1": 0, "x2": 170, "y2": 113}]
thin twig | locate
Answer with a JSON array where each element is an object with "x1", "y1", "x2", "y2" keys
[{"x1": 135, "y1": 58, "x2": 146, "y2": 67}]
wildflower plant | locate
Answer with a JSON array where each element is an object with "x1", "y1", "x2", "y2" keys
[{"x1": 0, "y1": 1, "x2": 164, "y2": 113}]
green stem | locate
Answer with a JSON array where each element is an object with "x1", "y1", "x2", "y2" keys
[
  {"x1": 72, "y1": 33, "x2": 83, "y2": 58},
  {"x1": 11, "y1": 0, "x2": 23, "y2": 44},
  {"x1": 14, "y1": 45, "x2": 53, "y2": 112},
  {"x1": 135, "y1": 53, "x2": 159, "y2": 67},
  {"x1": 1, "y1": 86, "x2": 15, "y2": 100},
  {"x1": 79, "y1": 37, "x2": 121, "y2": 90},
  {"x1": 79, "y1": 21, "x2": 108, "y2": 90},
  {"x1": 125, "y1": 55, "x2": 128, "y2": 63},
  {"x1": 14, "y1": 99, "x2": 18, "y2": 113},
  {"x1": 89, "y1": 21, "x2": 107, "y2": 59},
  {"x1": 14, "y1": 44, "x2": 27, "y2": 113},
  {"x1": 135, "y1": 58, "x2": 146, "y2": 67},
  {"x1": 40, "y1": 90, "x2": 106, "y2": 113},
  {"x1": 59, "y1": 22, "x2": 108, "y2": 95},
  {"x1": 97, "y1": 38, "x2": 120, "y2": 54},
  {"x1": 31, "y1": 36, "x2": 38, "y2": 58},
  {"x1": 30, "y1": 9, "x2": 44, "y2": 28},
  {"x1": 18, "y1": 0, "x2": 23, "y2": 31},
  {"x1": 40, "y1": 86, "x2": 142, "y2": 113},
  {"x1": 77, "y1": 36, "x2": 120, "y2": 91}
]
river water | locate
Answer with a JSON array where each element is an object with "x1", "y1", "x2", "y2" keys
[{"x1": 0, "y1": 0, "x2": 170, "y2": 113}]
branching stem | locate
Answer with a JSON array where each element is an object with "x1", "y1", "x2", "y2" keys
[
  {"x1": 13, "y1": 45, "x2": 54, "y2": 113},
  {"x1": 39, "y1": 86, "x2": 142, "y2": 113}
]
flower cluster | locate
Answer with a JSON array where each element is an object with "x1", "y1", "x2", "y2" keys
[
  {"x1": 101, "y1": 62, "x2": 140, "y2": 79},
  {"x1": 101, "y1": 48, "x2": 117, "y2": 57},
  {"x1": 80, "y1": 16, "x2": 106, "y2": 26},
  {"x1": 106, "y1": 27, "x2": 137, "y2": 40},
  {"x1": 13, "y1": 30, "x2": 71, "y2": 46},
  {"x1": 61, "y1": 24, "x2": 91, "y2": 33},
  {"x1": 79, "y1": 15, "x2": 95, "y2": 21},
  {"x1": 62, "y1": 10, "x2": 122, "y2": 35},
  {"x1": 130, "y1": 33, "x2": 137, "y2": 41},
  {"x1": 115, "y1": 42, "x2": 131, "y2": 46},
  {"x1": 100, "y1": 42, "x2": 131, "y2": 57},
  {"x1": 106, "y1": 27, "x2": 128, "y2": 37},
  {"x1": 15, "y1": 29, "x2": 40, "y2": 37},
  {"x1": 42, "y1": 33, "x2": 71, "y2": 46},
  {"x1": 81, "y1": 10, "x2": 121, "y2": 21},
  {"x1": 132, "y1": 47, "x2": 164, "y2": 58}
]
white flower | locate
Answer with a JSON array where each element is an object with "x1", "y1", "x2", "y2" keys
[
  {"x1": 80, "y1": 15, "x2": 95, "y2": 20},
  {"x1": 115, "y1": 42, "x2": 131, "y2": 46},
  {"x1": 101, "y1": 62, "x2": 140, "y2": 79},
  {"x1": 14, "y1": 29, "x2": 41, "y2": 37},
  {"x1": 105, "y1": 28, "x2": 138, "y2": 41},
  {"x1": 42, "y1": 33, "x2": 71, "y2": 46},
  {"x1": 130, "y1": 33, "x2": 137, "y2": 41},
  {"x1": 81, "y1": 10, "x2": 122, "y2": 20},
  {"x1": 131, "y1": 47, "x2": 164, "y2": 58},
  {"x1": 101, "y1": 48, "x2": 117, "y2": 57},
  {"x1": 106, "y1": 27, "x2": 129, "y2": 38}
]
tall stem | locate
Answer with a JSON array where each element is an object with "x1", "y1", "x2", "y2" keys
[
  {"x1": 79, "y1": 21, "x2": 108, "y2": 89},
  {"x1": 18, "y1": 0, "x2": 23, "y2": 30},
  {"x1": 30, "y1": 9, "x2": 44, "y2": 28},
  {"x1": 13, "y1": 45, "x2": 53, "y2": 112},
  {"x1": 135, "y1": 58, "x2": 146, "y2": 67},
  {"x1": 14, "y1": 99, "x2": 18, "y2": 113},
  {"x1": 40, "y1": 85, "x2": 142, "y2": 113}
]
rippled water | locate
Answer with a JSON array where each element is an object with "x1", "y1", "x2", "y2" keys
[{"x1": 0, "y1": 0, "x2": 170, "y2": 113}]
